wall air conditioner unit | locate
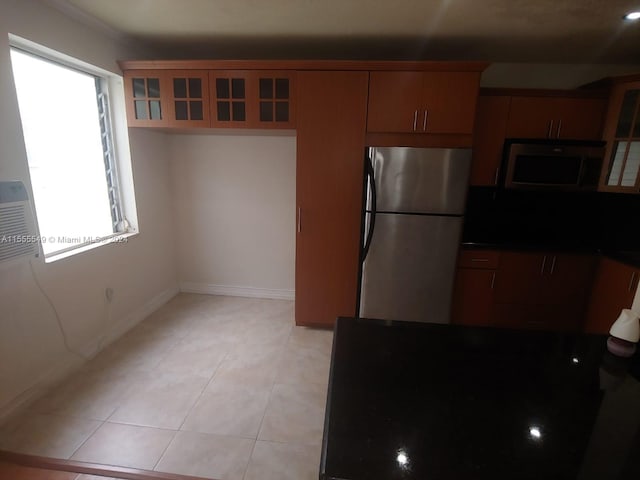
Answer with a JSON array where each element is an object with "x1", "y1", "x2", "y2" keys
[{"x1": 0, "y1": 181, "x2": 39, "y2": 264}]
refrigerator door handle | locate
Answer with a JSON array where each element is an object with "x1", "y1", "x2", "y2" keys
[{"x1": 362, "y1": 153, "x2": 377, "y2": 262}]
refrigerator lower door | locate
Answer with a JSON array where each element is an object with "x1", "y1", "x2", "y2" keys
[{"x1": 360, "y1": 213, "x2": 462, "y2": 324}]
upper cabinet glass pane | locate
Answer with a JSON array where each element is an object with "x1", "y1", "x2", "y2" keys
[
  {"x1": 190, "y1": 101, "x2": 203, "y2": 120},
  {"x1": 260, "y1": 101, "x2": 273, "y2": 121},
  {"x1": 216, "y1": 78, "x2": 230, "y2": 99},
  {"x1": 633, "y1": 103, "x2": 640, "y2": 138},
  {"x1": 188, "y1": 78, "x2": 202, "y2": 98},
  {"x1": 173, "y1": 78, "x2": 187, "y2": 98},
  {"x1": 149, "y1": 100, "x2": 162, "y2": 120},
  {"x1": 275, "y1": 78, "x2": 289, "y2": 99},
  {"x1": 231, "y1": 78, "x2": 245, "y2": 99},
  {"x1": 174, "y1": 100, "x2": 188, "y2": 120},
  {"x1": 217, "y1": 101, "x2": 230, "y2": 121},
  {"x1": 607, "y1": 141, "x2": 627, "y2": 186},
  {"x1": 133, "y1": 78, "x2": 145, "y2": 98},
  {"x1": 260, "y1": 78, "x2": 273, "y2": 99},
  {"x1": 621, "y1": 141, "x2": 640, "y2": 186},
  {"x1": 134, "y1": 100, "x2": 148, "y2": 119},
  {"x1": 232, "y1": 101, "x2": 246, "y2": 121},
  {"x1": 615, "y1": 90, "x2": 639, "y2": 138},
  {"x1": 275, "y1": 101, "x2": 289, "y2": 122},
  {"x1": 147, "y1": 78, "x2": 160, "y2": 98}
]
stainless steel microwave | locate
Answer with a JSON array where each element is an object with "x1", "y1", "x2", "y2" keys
[{"x1": 503, "y1": 139, "x2": 605, "y2": 191}]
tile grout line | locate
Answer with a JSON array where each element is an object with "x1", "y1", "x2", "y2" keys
[
  {"x1": 251, "y1": 318, "x2": 294, "y2": 444},
  {"x1": 151, "y1": 428, "x2": 180, "y2": 472},
  {"x1": 174, "y1": 347, "x2": 232, "y2": 433},
  {"x1": 242, "y1": 307, "x2": 294, "y2": 480},
  {"x1": 152, "y1": 337, "x2": 231, "y2": 471},
  {"x1": 152, "y1": 299, "x2": 243, "y2": 473},
  {"x1": 66, "y1": 416, "x2": 106, "y2": 461}
]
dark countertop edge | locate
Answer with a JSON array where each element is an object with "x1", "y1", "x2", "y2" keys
[{"x1": 461, "y1": 242, "x2": 640, "y2": 268}]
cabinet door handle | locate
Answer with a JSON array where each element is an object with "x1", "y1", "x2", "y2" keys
[
  {"x1": 297, "y1": 207, "x2": 302, "y2": 233},
  {"x1": 549, "y1": 255, "x2": 556, "y2": 275},
  {"x1": 556, "y1": 119, "x2": 562, "y2": 138},
  {"x1": 422, "y1": 110, "x2": 428, "y2": 131},
  {"x1": 471, "y1": 258, "x2": 489, "y2": 262},
  {"x1": 413, "y1": 110, "x2": 418, "y2": 131},
  {"x1": 494, "y1": 167, "x2": 500, "y2": 185},
  {"x1": 540, "y1": 255, "x2": 547, "y2": 275},
  {"x1": 547, "y1": 120, "x2": 554, "y2": 138},
  {"x1": 629, "y1": 272, "x2": 636, "y2": 292},
  {"x1": 490, "y1": 272, "x2": 496, "y2": 289}
]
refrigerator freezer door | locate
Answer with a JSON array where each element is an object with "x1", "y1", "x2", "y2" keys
[
  {"x1": 371, "y1": 147, "x2": 471, "y2": 215},
  {"x1": 360, "y1": 213, "x2": 463, "y2": 323}
]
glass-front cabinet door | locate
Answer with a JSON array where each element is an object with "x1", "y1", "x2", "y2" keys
[
  {"x1": 165, "y1": 70, "x2": 210, "y2": 128},
  {"x1": 123, "y1": 70, "x2": 168, "y2": 127},
  {"x1": 209, "y1": 71, "x2": 296, "y2": 129},
  {"x1": 210, "y1": 71, "x2": 251, "y2": 128},
  {"x1": 255, "y1": 71, "x2": 296, "y2": 129},
  {"x1": 602, "y1": 82, "x2": 640, "y2": 192}
]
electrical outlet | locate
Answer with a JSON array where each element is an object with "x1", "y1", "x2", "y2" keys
[{"x1": 105, "y1": 287, "x2": 114, "y2": 303}]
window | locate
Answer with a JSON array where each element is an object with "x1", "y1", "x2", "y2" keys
[{"x1": 10, "y1": 45, "x2": 135, "y2": 259}]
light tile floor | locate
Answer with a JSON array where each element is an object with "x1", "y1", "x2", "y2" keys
[{"x1": 0, "y1": 294, "x2": 334, "y2": 480}]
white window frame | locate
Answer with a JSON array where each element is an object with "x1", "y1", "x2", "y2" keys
[{"x1": 9, "y1": 34, "x2": 139, "y2": 262}]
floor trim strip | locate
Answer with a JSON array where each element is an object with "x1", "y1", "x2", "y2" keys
[{"x1": 0, "y1": 450, "x2": 215, "y2": 480}]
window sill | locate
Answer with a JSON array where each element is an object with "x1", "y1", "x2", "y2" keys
[{"x1": 44, "y1": 231, "x2": 138, "y2": 264}]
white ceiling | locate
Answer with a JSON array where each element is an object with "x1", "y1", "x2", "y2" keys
[{"x1": 54, "y1": 0, "x2": 640, "y2": 63}]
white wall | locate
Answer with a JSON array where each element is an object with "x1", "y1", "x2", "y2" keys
[
  {"x1": 170, "y1": 133, "x2": 296, "y2": 299},
  {"x1": 0, "y1": 0, "x2": 177, "y2": 419}
]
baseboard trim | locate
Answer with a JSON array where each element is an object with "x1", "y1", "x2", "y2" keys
[
  {"x1": 0, "y1": 283, "x2": 179, "y2": 425},
  {"x1": 180, "y1": 282, "x2": 294, "y2": 301},
  {"x1": 91, "y1": 283, "x2": 180, "y2": 354},
  {"x1": 0, "y1": 450, "x2": 213, "y2": 480}
]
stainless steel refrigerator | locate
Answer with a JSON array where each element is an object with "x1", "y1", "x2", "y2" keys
[{"x1": 359, "y1": 146, "x2": 472, "y2": 323}]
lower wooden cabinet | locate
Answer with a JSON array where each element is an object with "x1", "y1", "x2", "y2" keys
[
  {"x1": 584, "y1": 257, "x2": 639, "y2": 334},
  {"x1": 451, "y1": 268, "x2": 496, "y2": 326},
  {"x1": 295, "y1": 71, "x2": 369, "y2": 327},
  {"x1": 494, "y1": 251, "x2": 596, "y2": 331},
  {"x1": 452, "y1": 249, "x2": 597, "y2": 331}
]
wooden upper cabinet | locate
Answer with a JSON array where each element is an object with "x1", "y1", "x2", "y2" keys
[
  {"x1": 584, "y1": 257, "x2": 639, "y2": 334},
  {"x1": 470, "y1": 95, "x2": 511, "y2": 186},
  {"x1": 209, "y1": 70, "x2": 295, "y2": 129},
  {"x1": 600, "y1": 81, "x2": 640, "y2": 193},
  {"x1": 557, "y1": 97, "x2": 607, "y2": 140},
  {"x1": 507, "y1": 97, "x2": 559, "y2": 138},
  {"x1": 367, "y1": 71, "x2": 480, "y2": 134},
  {"x1": 422, "y1": 72, "x2": 480, "y2": 134},
  {"x1": 295, "y1": 71, "x2": 368, "y2": 327},
  {"x1": 165, "y1": 70, "x2": 210, "y2": 128},
  {"x1": 507, "y1": 96, "x2": 606, "y2": 140},
  {"x1": 367, "y1": 71, "x2": 423, "y2": 133},
  {"x1": 123, "y1": 70, "x2": 169, "y2": 127}
]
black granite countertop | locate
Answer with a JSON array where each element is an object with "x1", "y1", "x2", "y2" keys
[
  {"x1": 461, "y1": 241, "x2": 601, "y2": 254},
  {"x1": 321, "y1": 317, "x2": 640, "y2": 480},
  {"x1": 461, "y1": 242, "x2": 640, "y2": 268}
]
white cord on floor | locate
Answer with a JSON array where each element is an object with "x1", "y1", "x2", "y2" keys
[{"x1": 28, "y1": 259, "x2": 94, "y2": 361}]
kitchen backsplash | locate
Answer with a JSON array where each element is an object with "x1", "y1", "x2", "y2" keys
[{"x1": 463, "y1": 187, "x2": 640, "y2": 251}]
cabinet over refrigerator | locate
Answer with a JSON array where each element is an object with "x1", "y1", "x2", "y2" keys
[{"x1": 359, "y1": 146, "x2": 471, "y2": 324}]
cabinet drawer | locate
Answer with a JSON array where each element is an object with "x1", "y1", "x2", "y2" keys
[{"x1": 458, "y1": 250, "x2": 500, "y2": 269}]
